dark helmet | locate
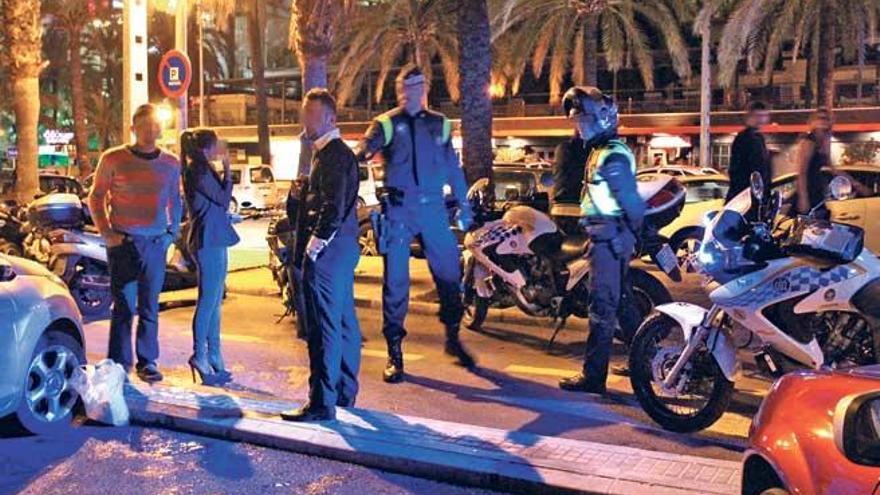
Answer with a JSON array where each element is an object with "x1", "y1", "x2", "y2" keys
[{"x1": 562, "y1": 86, "x2": 618, "y2": 135}]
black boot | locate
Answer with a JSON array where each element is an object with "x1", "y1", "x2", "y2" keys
[
  {"x1": 558, "y1": 372, "x2": 606, "y2": 394},
  {"x1": 444, "y1": 326, "x2": 476, "y2": 369},
  {"x1": 383, "y1": 340, "x2": 404, "y2": 383}
]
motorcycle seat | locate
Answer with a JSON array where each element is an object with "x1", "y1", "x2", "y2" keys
[{"x1": 551, "y1": 234, "x2": 591, "y2": 262}]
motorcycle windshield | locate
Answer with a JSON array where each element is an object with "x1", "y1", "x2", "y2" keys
[{"x1": 697, "y1": 189, "x2": 752, "y2": 277}]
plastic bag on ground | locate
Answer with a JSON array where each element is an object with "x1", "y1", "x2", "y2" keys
[{"x1": 70, "y1": 358, "x2": 129, "y2": 426}]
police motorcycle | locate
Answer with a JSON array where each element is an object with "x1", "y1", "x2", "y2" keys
[
  {"x1": 460, "y1": 173, "x2": 685, "y2": 347},
  {"x1": 629, "y1": 173, "x2": 880, "y2": 433}
]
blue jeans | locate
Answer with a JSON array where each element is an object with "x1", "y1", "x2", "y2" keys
[
  {"x1": 193, "y1": 247, "x2": 228, "y2": 364},
  {"x1": 303, "y1": 235, "x2": 361, "y2": 411},
  {"x1": 107, "y1": 235, "x2": 168, "y2": 370}
]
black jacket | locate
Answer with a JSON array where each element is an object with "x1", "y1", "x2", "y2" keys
[
  {"x1": 552, "y1": 136, "x2": 591, "y2": 205},
  {"x1": 183, "y1": 158, "x2": 240, "y2": 251},
  {"x1": 726, "y1": 126, "x2": 771, "y2": 203},
  {"x1": 300, "y1": 138, "x2": 359, "y2": 242}
]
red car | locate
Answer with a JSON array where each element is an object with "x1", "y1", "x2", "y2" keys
[{"x1": 743, "y1": 366, "x2": 880, "y2": 495}]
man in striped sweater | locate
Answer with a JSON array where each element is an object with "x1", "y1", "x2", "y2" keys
[{"x1": 88, "y1": 104, "x2": 182, "y2": 383}]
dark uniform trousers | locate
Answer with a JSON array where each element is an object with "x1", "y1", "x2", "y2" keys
[
  {"x1": 382, "y1": 197, "x2": 463, "y2": 343},
  {"x1": 303, "y1": 234, "x2": 361, "y2": 410},
  {"x1": 582, "y1": 227, "x2": 640, "y2": 386}
]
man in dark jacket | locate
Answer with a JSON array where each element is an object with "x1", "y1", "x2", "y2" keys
[
  {"x1": 551, "y1": 135, "x2": 592, "y2": 235},
  {"x1": 726, "y1": 101, "x2": 771, "y2": 204},
  {"x1": 281, "y1": 89, "x2": 361, "y2": 422}
]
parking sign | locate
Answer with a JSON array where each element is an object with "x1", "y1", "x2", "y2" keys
[{"x1": 158, "y1": 50, "x2": 192, "y2": 99}]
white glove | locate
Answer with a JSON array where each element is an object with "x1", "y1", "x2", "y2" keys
[{"x1": 305, "y1": 235, "x2": 329, "y2": 262}]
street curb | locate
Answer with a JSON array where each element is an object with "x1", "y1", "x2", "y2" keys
[{"x1": 124, "y1": 385, "x2": 740, "y2": 495}]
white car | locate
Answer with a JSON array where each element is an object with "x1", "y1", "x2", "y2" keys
[
  {"x1": 0, "y1": 254, "x2": 85, "y2": 435},
  {"x1": 358, "y1": 164, "x2": 381, "y2": 208},
  {"x1": 229, "y1": 164, "x2": 283, "y2": 213}
]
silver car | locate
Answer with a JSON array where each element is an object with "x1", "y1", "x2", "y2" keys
[{"x1": 0, "y1": 254, "x2": 85, "y2": 434}]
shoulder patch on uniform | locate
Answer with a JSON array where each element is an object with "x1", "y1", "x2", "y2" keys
[
  {"x1": 376, "y1": 114, "x2": 393, "y2": 147},
  {"x1": 442, "y1": 117, "x2": 452, "y2": 144}
]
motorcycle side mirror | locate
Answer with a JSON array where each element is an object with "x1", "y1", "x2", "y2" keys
[
  {"x1": 830, "y1": 175, "x2": 854, "y2": 201},
  {"x1": 750, "y1": 172, "x2": 765, "y2": 200}
]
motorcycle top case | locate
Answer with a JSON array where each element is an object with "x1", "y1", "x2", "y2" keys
[
  {"x1": 636, "y1": 175, "x2": 686, "y2": 230},
  {"x1": 27, "y1": 193, "x2": 84, "y2": 229},
  {"x1": 783, "y1": 216, "x2": 864, "y2": 263}
]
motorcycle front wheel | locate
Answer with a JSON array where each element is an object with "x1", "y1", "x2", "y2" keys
[{"x1": 629, "y1": 313, "x2": 733, "y2": 433}]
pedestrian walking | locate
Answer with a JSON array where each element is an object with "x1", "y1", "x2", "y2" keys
[
  {"x1": 88, "y1": 103, "x2": 182, "y2": 383},
  {"x1": 794, "y1": 110, "x2": 832, "y2": 218},
  {"x1": 180, "y1": 128, "x2": 240, "y2": 386},
  {"x1": 558, "y1": 87, "x2": 645, "y2": 395},
  {"x1": 280, "y1": 89, "x2": 361, "y2": 422},
  {"x1": 356, "y1": 65, "x2": 476, "y2": 384},
  {"x1": 726, "y1": 100, "x2": 771, "y2": 206}
]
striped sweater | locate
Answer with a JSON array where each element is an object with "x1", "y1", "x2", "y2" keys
[{"x1": 88, "y1": 145, "x2": 182, "y2": 237}]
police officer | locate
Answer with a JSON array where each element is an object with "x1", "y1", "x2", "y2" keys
[
  {"x1": 357, "y1": 65, "x2": 475, "y2": 383},
  {"x1": 559, "y1": 87, "x2": 646, "y2": 394},
  {"x1": 550, "y1": 126, "x2": 593, "y2": 235}
]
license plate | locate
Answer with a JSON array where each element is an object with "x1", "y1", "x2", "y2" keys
[{"x1": 655, "y1": 244, "x2": 678, "y2": 275}]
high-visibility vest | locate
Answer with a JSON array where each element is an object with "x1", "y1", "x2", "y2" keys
[{"x1": 580, "y1": 139, "x2": 636, "y2": 217}]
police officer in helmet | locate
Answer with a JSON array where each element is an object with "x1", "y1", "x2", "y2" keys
[
  {"x1": 559, "y1": 86, "x2": 646, "y2": 394},
  {"x1": 357, "y1": 64, "x2": 476, "y2": 383}
]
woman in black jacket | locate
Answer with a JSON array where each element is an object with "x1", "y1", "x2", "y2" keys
[{"x1": 180, "y1": 129, "x2": 240, "y2": 385}]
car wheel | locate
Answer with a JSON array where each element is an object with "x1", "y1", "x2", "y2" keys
[
  {"x1": 0, "y1": 239, "x2": 22, "y2": 257},
  {"x1": 15, "y1": 331, "x2": 84, "y2": 435},
  {"x1": 229, "y1": 198, "x2": 239, "y2": 214},
  {"x1": 358, "y1": 221, "x2": 379, "y2": 257},
  {"x1": 671, "y1": 229, "x2": 703, "y2": 271}
]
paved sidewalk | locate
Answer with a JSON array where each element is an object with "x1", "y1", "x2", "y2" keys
[{"x1": 125, "y1": 383, "x2": 741, "y2": 495}]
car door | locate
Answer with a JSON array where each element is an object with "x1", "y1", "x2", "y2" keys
[
  {"x1": 826, "y1": 170, "x2": 867, "y2": 231},
  {"x1": 848, "y1": 171, "x2": 880, "y2": 252}
]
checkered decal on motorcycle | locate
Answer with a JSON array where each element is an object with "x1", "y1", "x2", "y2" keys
[
  {"x1": 721, "y1": 265, "x2": 853, "y2": 308},
  {"x1": 472, "y1": 224, "x2": 521, "y2": 248}
]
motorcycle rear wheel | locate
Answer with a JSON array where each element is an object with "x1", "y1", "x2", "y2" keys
[
  {"x1": 463, "y1": 295, "x2": 489, "y2": 330},
  {"x1": 617, "y1": 269, "x2": 672, "y2": 345},
  {"x1": 629, "y1": 313, "x2": 733, "y2": 433}
]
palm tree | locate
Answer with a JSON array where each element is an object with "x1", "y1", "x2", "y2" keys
[
  {"x1": 44, "y1": 0, "x2": 92, "y2": 177},
  {"x1": 699, "y1": 0, "x2": 879, "y2": 153},
  {"x1": 493, "y1": 0, "x2": 694, "y2": 104},
  {"x1": 2, "y1": 0, "x2": 43, "y2": 202},
  {"x1": 289, "y1": 0, "x2": 354, "y2": 92},
  {"x1": 457, "y1": 0, "x2": 493, "y2": 182},
  {"x1": 335, "y1": 0, "x2": 461, "y2": 106}
]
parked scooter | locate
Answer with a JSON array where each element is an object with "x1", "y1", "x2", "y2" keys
[
  {"x1": 461, "y1": 175, "x2": 685, "y2": 347},
  {"x1": 628, "y1": 173, "x2": 880, "y2": 433}
]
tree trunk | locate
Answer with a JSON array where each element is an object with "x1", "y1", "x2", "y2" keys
[
  {"x1": 224, "y1": 13, "x2": 237, "y2": 78},
  {"x1": 699, "y1": 24, "x2": 712, "y2": 169},
  {"x1": 301, "y1": 54, "x2": 329, "y2": 92},
  {"x1": 816, "y1": 0, "x2": 835, "y2": 116},
  {"x1": 457, "y1": 0, "x2": 493, "y2": 183},
  {"x1": 69, "y1": 27, "x2": 91, "y2": 177},
  {"x1": 249, "y1": 0, "x2": 271, "y2": 165},
  {"x1": 583, "y1": 14, "x2": 599, "y2": 86},
  {"x1": 804, "y1": 45, "x2": 815, "y2": 108},
  {"x1": 12, "y1": 76, "x2": 41, "y2": 203}
]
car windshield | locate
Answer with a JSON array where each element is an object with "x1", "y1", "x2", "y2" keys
[
  {"x1": 231, "y1": 170, "x2": 242, "y2": 184},
  {"x1": 250, "y1": 167, "x2": 273, "y2": 183},
  {"x1": 686, "y1": 180, "x2": 729, "y2": 203},
  {"x1": 494, "y1": 171, "x2": 537, "y2": 201}
]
